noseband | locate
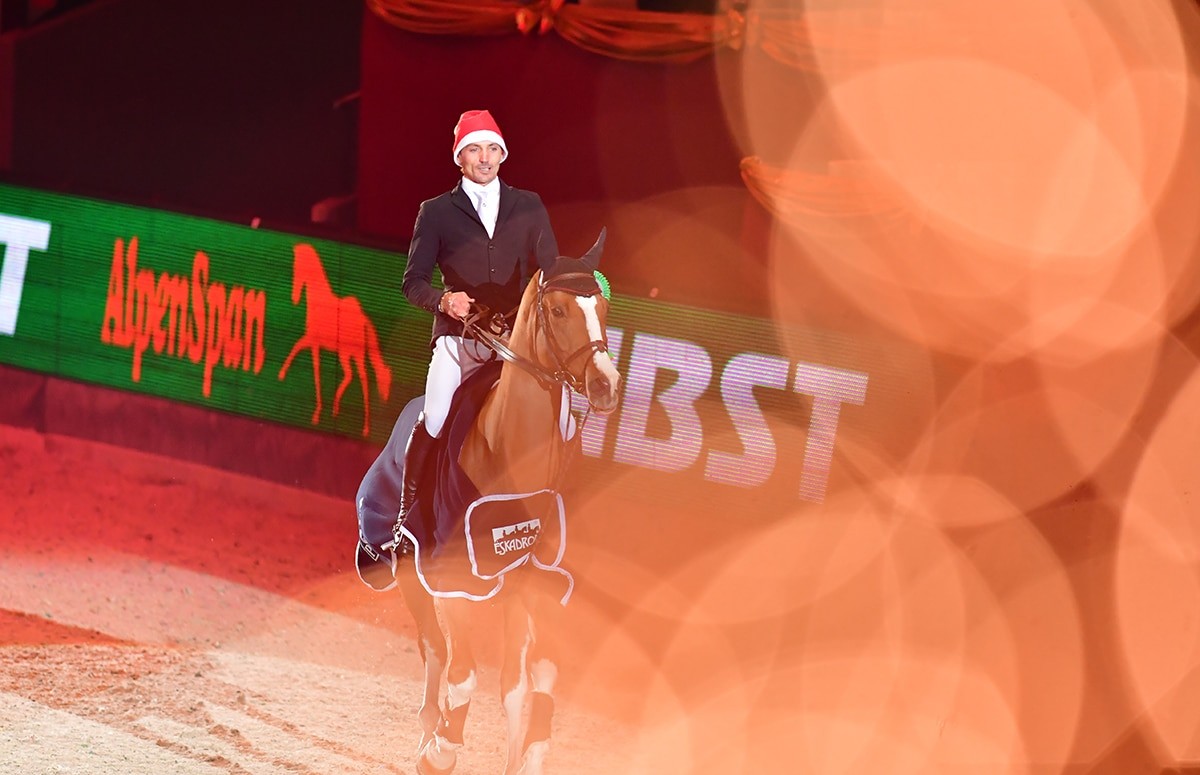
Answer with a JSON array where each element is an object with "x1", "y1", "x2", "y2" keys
[{"x1": 462, "y1": 272, "x2": 609, "y2": 397}]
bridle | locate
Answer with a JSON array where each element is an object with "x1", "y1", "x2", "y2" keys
[{"x1": 460, "y1": 272, "x2": 610, "y2": 399}]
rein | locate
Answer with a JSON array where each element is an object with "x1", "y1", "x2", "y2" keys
[
  {"x1": 461, "y1": 308, "x2": 562, "y2": 391},
  {"x1": 459, "y1": 272, "x2": 609, "y2": 400}
]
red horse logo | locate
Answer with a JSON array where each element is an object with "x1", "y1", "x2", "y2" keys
[{"x1": 278, "y1": 243, "x2": 392, "y2": 437}]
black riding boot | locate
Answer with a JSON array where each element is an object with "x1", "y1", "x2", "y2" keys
[{"x1": 399, "y1": 419, "x2": 437, "y2": 525}]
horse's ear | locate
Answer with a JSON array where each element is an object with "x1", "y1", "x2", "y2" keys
[{"x1": 581, "y1": 227, "x2": 606, "y2": 270}]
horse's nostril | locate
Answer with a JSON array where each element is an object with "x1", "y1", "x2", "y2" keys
[{"x1": 589, "y1": 376, "x2": 610, "y2": 396}]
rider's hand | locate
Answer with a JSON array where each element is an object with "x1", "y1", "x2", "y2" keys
[{"x1": 440, "y1": 291, "x2": 475, "y2": 319}]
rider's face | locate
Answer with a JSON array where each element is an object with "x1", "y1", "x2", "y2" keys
[{"x1": 458, "y1": 142, "x2": 504, "y2": 185}]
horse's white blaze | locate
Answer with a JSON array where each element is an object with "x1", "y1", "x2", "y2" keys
[
  {"x1": 447, "y1": 670, "x2": 477, "y2": 709},
  {"x1": 574, "y1": 295, "x2": 620, "y2": 385}
]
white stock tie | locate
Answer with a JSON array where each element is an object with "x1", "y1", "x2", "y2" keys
[{"x1": 475, "y1": 190, "x2": 496, "y2": 238}]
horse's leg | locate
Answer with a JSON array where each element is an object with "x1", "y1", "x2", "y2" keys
[
  {"x1": 357, "y1": 353, "x2": 371, "y2": 437},
  {"x1": 517, "y1": 583, "x2": 565, "y2": 775},
  {"x1": 500, "y1": 592, "x2": 533, "y2": 775},
  {"x1": 394, "y1": 562, "x2": 447, "y2": 754},
  {"x1": 333, "y1": 350, "x2": 368, "y2": 435},
  {"x1": 307, "y1": 345, "x2": 323, "y2": 424},
  {"x1": 276, "y1": 335, "x2": 306, "y2": 379},
  {"x1": 333, "y1": 352, "x2": 351, "y2": 417},
  {"x1": 418, "y1": 598, "x2": 477, "y2": 775},
  {"x1": 332, "y1": 349, "x2": 371, "y2": 437}
]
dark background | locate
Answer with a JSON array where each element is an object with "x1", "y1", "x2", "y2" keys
[
  {"x1": 0, "y1": 0, "x2": 362, "y2": 235},
  {"x1": 0, "y1": 0, "x2": 776, "y2": 313}
]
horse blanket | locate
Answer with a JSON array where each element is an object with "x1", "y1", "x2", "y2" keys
[{"x1": 357, "y1": 361, "x2": 575, "y2": 603}]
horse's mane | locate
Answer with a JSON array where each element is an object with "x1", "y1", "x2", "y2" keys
[{"x1": 506, "y1": 269, "x2": 545, "y2": 360}]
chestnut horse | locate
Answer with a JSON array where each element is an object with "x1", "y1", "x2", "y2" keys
[{"x1": 385, "y1": 232, "x2": 621, "y2": 775}]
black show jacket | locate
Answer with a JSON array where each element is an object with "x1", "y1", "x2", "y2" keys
[{"x1": 402, "y1": 179, "x2": 559, "y2": 346}]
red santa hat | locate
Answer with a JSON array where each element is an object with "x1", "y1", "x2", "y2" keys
[{"x1": 452, "y1": 109, "x2": 508, "y2": 165}]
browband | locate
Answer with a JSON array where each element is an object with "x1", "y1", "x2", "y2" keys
[{"x1": 540, "y1": 271, "x2": 602, "y2": 297}]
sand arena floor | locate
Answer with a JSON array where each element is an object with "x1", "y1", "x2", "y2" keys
[{"x1": 0, "y1": 424, "x2": 636, "y2": 774}]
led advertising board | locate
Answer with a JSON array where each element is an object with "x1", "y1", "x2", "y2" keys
[{"x1": 0, "y1": 183, "x2": 920, "y2": 507}]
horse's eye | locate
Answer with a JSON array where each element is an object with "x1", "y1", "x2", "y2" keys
[{"x1": 551, "y1": 305, "x2": 566, "y2": 318}]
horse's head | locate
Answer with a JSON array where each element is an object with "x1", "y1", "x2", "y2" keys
[
  {"x1": 532, "y1": 229, "x2": 622, "y2": 415},
  {"x1": 291, "y1": 244, "x2": 318, "y2": 305}
]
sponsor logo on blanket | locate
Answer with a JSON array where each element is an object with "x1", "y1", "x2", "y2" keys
[{"x1": 492, "y1": 518, "x2": 542, "y2": 556}]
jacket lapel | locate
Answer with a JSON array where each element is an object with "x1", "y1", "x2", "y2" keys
[
  {"x1": 451, "y1": 181, "x2": 483, "y2": 227},
  {"x1": 496, "y1": 180, "x2": 516, "y2": 229}
]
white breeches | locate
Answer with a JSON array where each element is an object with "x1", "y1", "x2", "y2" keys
[{"x1": 422, "y1": 335, "x2": 495, "y2": 438}]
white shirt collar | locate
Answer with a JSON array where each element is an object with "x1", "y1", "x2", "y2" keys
[{"x1": 461, "y1": 177, "x2": 499, "y2": 200}]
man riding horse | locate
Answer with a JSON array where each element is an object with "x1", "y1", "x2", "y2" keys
[
  {"x1": 355, "y1": 109, "x2": 560, "y2": 586},
  {"x1": 352, "y1": 109, "x2": 621, "y2": 775}
]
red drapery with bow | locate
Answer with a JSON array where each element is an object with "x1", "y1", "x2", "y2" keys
[{"x1": 365, "y1": 0, "x2": 931, "y2": 222}]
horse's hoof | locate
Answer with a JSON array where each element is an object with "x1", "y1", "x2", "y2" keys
[
  {"x1": 416, "y1": 756, "x2": 455, "y2": 775},
  {"x1": 416, "y1": 738, "x2": 457, "y2": 775},
  {"x1": 515, "y1": 741, "x2": 548, "y2": 775},
  {"x1": 416, "y1": 760, "x2": 453, "y2": 775}
]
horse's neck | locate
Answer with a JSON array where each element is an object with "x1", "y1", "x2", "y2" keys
[
  {"x1": 467, "y1": 365, "x2": 564, "y2": 496},
  {"x1": 303, "y1": 261, "x2": 332, "y2": 298},
  {"x1": 461, "y1": 277, "x2": 568, "y2": 494}
]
